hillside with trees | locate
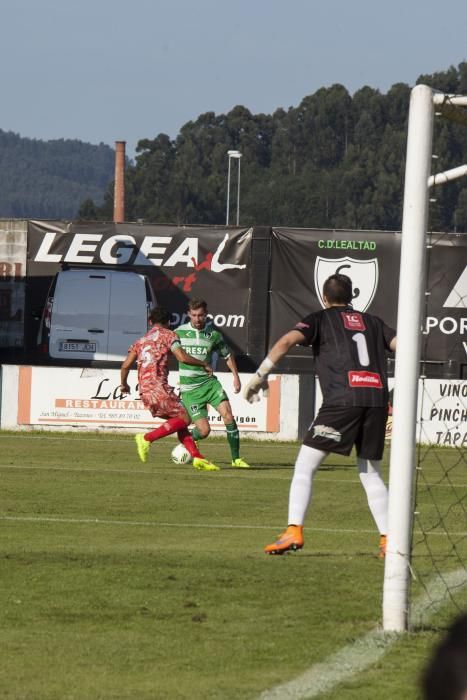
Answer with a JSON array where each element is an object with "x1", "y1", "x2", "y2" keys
[
  {"x1": 0, "y1": 131, "x2": 115, "y2": 219},
  {"x1": 84, "y1": 62, "x2": 467, "y2": 232},
  {"x1": 2, "y1": 63, "x2": 467, "y2": 230}
]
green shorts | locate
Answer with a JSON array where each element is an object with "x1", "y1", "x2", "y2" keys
[{"x1": 180, "y1": 378, "x2": 229, "y2": 421}]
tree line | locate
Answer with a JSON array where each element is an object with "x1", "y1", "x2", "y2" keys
[
  {"x1": 82, "y1": 63, "x2": 467, "y2": 232},
  {"x1": 0, "y1": 131, "x2": 114, "y2": 219},
  {"x1": 2, "y1": 63, "x2": 467, "y2": 230}
]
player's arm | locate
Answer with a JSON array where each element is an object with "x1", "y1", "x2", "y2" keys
[
  {"x1": 215, "y1": 331, "x2": 241, "y2": 391},
  {"x1": 120, "y1": 349, "x2": 138, "y2": 393},
  {"x1": 225, "y1": 354, "x2": 241, "y2": 394},
  {"x1": 382, "y1": 320, "x2": 397, "y2": 354},
  {"x1": 243, "y1": 329, "x2": 307, "y2": 403},
  {"x1": 266, "y1": 329, "x2": 307, "y2": 364},
  {"x1": 171, "y1": 345, "x2": 213, "y2": 375}
]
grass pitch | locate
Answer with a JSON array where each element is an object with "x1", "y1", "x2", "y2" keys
[{"x1": 0, "y1": 431, "x2": 465, "y2": 699}]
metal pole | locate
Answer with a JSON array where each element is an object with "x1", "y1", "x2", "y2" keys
[
  {"x1": 236, "y1": 156, "x2": 241, "y2": 226},
  {"x1": 226, "y1": 156, "x2": 232, "y2": 225},
  {"x1": 382, "y1": 84, "x2": 435, "y2": 632}
]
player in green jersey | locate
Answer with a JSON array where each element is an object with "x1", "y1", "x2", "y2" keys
[{"x1": 175, "y1": 298, "x2": 250, "y2": 468}]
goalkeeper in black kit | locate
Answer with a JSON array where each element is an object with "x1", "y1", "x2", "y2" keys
[{"x1": 244, "y1": 274, "x2": 397, "y2": 557}]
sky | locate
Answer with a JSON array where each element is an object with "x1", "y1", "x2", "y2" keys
[{"x1": 2, "y1": 0, "x2": 467, "y2": 158}]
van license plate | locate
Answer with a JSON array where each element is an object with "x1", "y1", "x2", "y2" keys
[{"x1": 59, "y1": 342, "x2": 97, "y2": 352}]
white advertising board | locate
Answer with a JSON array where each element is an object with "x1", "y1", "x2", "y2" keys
[
  {"x1": 16, "y1": 367, "x2": 280, "y2": 433},
  {"x1": 315, "y1": 377, "x2": 466, "y2": 446},
  {"x1": 417, "y1": 378, "x2": 467, "y2": 447}
]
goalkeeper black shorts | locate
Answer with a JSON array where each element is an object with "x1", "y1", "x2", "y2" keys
[{"x1": 303, "y1": 404, "x2": 389, "y2": 460}]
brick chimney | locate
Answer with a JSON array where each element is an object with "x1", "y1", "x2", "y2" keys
[{"x1": 113, "y1": 141, "x2": 126, "y2": 223}]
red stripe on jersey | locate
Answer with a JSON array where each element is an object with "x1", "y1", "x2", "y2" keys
[{"x1": 348, "y1": 370, "x2": 383, "y2": 388}]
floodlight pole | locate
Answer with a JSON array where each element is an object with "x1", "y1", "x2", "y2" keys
[
  {"x1": 236, "y1": 155, "x2": 241, "y2": 225},
  {"x1": 226, "y1": 155, "x2": 232, "y2": 225},
  {"x1": 225, "y1": 150, "x2": 242, "y2": 225},
  {"x1": 382, "y1": 85, "x2": 467, "y2": 632}
]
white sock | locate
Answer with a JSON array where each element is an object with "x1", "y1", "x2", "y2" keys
[
  {"x1": 288, "y1": 445, "x2": 327, "y2": 525},
  {"x1": 357, "y1": 458, "x2": 388, "y2": 534}
]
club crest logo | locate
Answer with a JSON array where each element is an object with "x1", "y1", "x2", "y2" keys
[{"x1": 314, "y1": 257, "x2": 379, "y2": 312}]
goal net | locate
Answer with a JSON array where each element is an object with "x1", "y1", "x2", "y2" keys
[{"x1": 411, "y1": 228, "x2": 466, "y2": 628}]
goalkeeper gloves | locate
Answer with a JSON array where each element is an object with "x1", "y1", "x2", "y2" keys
[
  {"x1": 244, "y1": 373, "x2": 269, "y2": 403},
  {"x1": 243, "y1": 357, "x2": 275, "y2": 403}
]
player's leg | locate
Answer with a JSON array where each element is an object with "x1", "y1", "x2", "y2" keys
[
  {"x1": 356, "y1": 406, "x2": 389, "y2": 557},
  {"x1": 191, "y1": 417, "x2": 210, "y2": 440},
  {"x1": 265, "y1": 405, "x2": 356, "y2": 555},
  {"x1": 210, "y1": 379, "x2": 249, "y2": 467},
  {"x1": 188, "y1": 377, "x2": 247, "y2": 466},
  {"x1": 142, "y1": 390, "x2": 190, "y2": 442},
  {"x1": 265, "y1": 444, "x2": 327, "y2": 554},
  {"x1": 357, "y1": 458, "x2": 388, "y2": 533},
  {"x1": 176, "y1": 419, "x2": 220, "y2": 469},
  {"x1": 179, "y1": 386, "x2": 211, "y2": 440},
  {"x1": 135, "y1": 389, "x2": 193, "y2": 462},
  {"x1": 176, "y1": 387, "x2": 220, "y2": 470},
  {"x1": 215, "y1": 398, "x2": 246, "y2": 466}
]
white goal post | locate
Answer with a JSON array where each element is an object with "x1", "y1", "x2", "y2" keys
[{"x1": 382, "y1": 84, "x2": 467, "y2": 632}]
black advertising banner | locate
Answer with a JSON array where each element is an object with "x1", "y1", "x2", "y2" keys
[
  {"x1": 269, "y1": 228, "x2": 467, "y2": 372},
  {"x1": 25, "y1": 221, "x2": 252, "y2": 363},
  {"x1": 8, "y1": 221, "x2": 467, "y2": 375},
  {"x1": 269, "y1": 228, "x2": 401, "y2": 364},
  {"x1": 424, "y1": 233, "x2": 467, "y2": 368}
]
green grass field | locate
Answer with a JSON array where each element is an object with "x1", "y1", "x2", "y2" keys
[{"x1": 1, "y1": 431, "x2": 465, "y2": 699}]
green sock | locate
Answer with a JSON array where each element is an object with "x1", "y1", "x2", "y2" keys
[
  {"x1": 191, "y1": 427, "x2": 204, "y2": 441},
  {"x1": 226, "y1": 421, "x2": 240, "y2": 460}
]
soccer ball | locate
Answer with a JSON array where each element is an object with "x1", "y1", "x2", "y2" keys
[{"x1": 171, "y1": 443, "x2": 193, "y2": 465}]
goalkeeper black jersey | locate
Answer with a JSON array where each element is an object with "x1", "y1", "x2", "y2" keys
[{"x1": 294, "y1": 306, "x2": 396, "y2": 407}]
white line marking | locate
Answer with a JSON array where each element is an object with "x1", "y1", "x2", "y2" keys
[
  {"x1": 258, "y1": 568, "x2": 467, "y2": 700},
  {"x1": 0, "y1": 464, "x2": 464, "y2": 488},
  {"x1": 0, "y1": 515, "x2": 465, "y2": 537},
  {"x1": 0, "y1": 515, "x2": 376, "y2": 532}
]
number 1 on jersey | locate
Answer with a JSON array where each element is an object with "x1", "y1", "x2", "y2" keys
[{"x1": 352, "y1": 332, "x2": 370, "y2": 366}]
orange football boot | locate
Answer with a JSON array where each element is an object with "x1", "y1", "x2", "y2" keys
[{"x1": 264, "y1": 525, "x2": 304, "y2": 555}]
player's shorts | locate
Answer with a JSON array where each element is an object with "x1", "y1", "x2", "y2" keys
[
  {"x1": 303, "y1": 404, "x2": 389, "y2": 460},
  {"x1": 180, "y1": 378, "x2": 229, "y2": 421},
  {"x1": 139, "y1": 385, "x2": 186, "y2": 420}
]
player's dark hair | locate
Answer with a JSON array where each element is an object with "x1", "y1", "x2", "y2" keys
[
  {"x1": 149, "y1": 306, "x2": 171, "y2": 326},
  {"x1": 323, "y1": 274, "x2": 353, "y2": 305},
  {"x1": 421, "y1": 613, "x2": 467, "y2": 700},
  {"x1": 188, "y1": 298, "x2": 208, "y2": 311}
]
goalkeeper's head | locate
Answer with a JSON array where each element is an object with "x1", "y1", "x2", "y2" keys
[{"x1": 323, "y1": 274, "x2": 353, "y2": 306}]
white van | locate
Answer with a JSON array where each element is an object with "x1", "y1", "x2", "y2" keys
[{"x1": 38, "y1": 268, "x2": 157, "y2": 361}]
